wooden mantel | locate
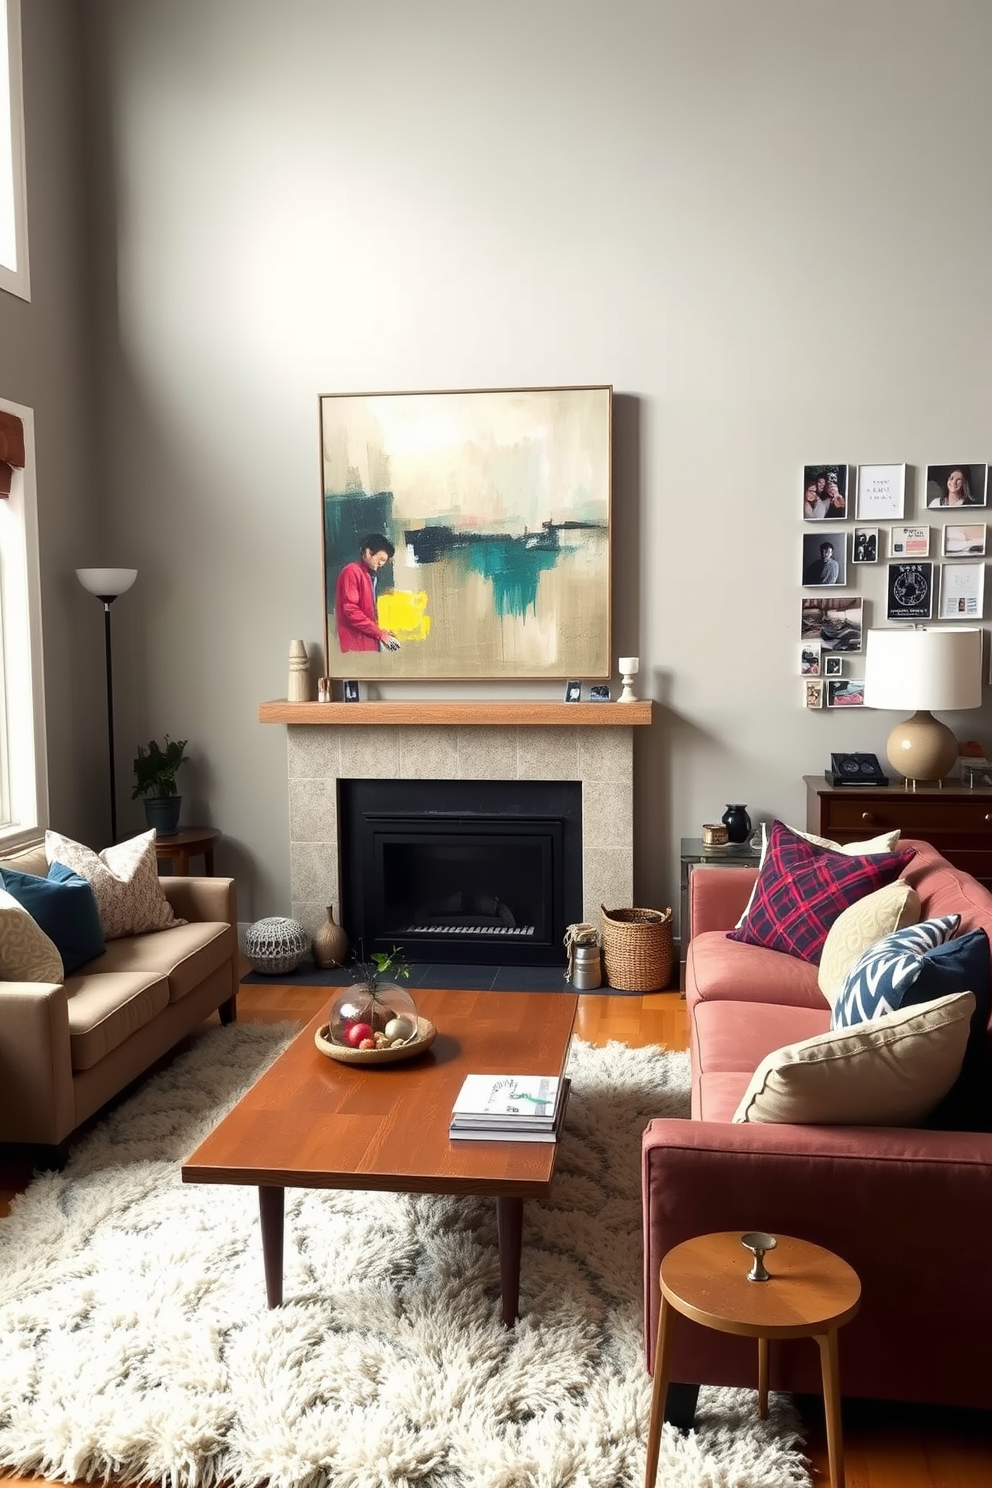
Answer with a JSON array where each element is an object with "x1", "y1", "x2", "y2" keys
[{"x1": 259, "y1": 699, "x2": 653, "y2": 727}]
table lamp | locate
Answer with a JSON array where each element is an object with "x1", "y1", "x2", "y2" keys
[
  {"x1": 863, "y1": 626, "x2": 983, "y2": 787},
  {"x1": 76, "y1": 567, "x2": 138, "y2": 842}
]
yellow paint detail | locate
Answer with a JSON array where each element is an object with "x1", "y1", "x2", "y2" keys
[{"x1": 378, "y1": 590, "x2": 431, "y2": 642}]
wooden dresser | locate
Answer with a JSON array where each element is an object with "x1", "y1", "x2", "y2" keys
[{"x1": 804, "y1": 774, "x2": 992, "y2": 889}]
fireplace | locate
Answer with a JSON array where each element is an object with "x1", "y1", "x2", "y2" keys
[{"x1": 339, "y1": 779, "x2": 582, "y2": 964}]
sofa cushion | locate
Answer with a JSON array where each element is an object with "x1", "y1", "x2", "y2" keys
[
  {"x1": 831, "y1": 916, "x2": 963, "y2": 1027},
  {"x1": 0, "y1": 862, "x2": 106, "y2": 975},
  {"x1": 817, "y1": 880, "x2": 923, "y2": 1006},
  {"x1": 697, "y1": 1070, "x2": 754, "y2": 1123},
  {"x1": 693, "y1": 998, "x2": 831, "y2": 1074},
  {"x1": 85, "y1": 920, "x2": 235, "y2": 1002},
  {"x1": 727, "y1": 819, "x2": 916, "y2": 964},
  {"x1": 0, "y1": 844, "x2": 49, "y2": 877},
  {"x1": 0, "y1": 887, "x2": 63, "y2": 983},
  {"x1": 732, "y1": 991, "x2": 974, "y2": 1126},
  {"x1": 734, "y1": 821, "x2": 902, "y2": 928},
  {"x1": 45, "y1": 829, "x2": 185, "y2": 940},
  {"x1": 63, "y1": 970, "x2": 170, "y2": 1071},
  {"x1": 688, "y1": 932, "x2": 828, "y2": 1009}
]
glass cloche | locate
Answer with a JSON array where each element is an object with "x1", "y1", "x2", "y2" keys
[{"x1": 327, "y1": 957, "x2": 419, "y2": 1052}]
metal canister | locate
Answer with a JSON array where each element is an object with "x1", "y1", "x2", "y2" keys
[{"x1": 571, "y1": 943, "x2": 602, "y2": 990}]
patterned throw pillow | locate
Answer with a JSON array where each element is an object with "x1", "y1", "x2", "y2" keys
[
  {"x1": 734, "y1": 821, "x2": 902, "y2": 929},
  {"x1": 727, "y1": 819, "x2": 916, "y2": 965},
  {"x1": 0, "y1": 887, "x2": 64, "y2": 982},
  {"x1": 817, "y1": 880, "x2": 922, "y2": 1007},
  {"x1": 45, "y1": 829, "x2": 184, "y2": 941},
  {"x1": 830, "y1": 916, "x2": 961, "y2": 1028}
]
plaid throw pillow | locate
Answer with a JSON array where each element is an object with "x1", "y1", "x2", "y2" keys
[{"x1": 727, "y1": 819, "x2": 916, "y2": 964}]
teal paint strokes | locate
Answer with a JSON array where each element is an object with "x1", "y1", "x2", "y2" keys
[{"x1": 460, "y1": 538, "x2": 560, "y2": 620}]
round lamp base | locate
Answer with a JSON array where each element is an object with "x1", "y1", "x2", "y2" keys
[{"x1": 885, "y1": 710, "x2": 959, "y2": 785}]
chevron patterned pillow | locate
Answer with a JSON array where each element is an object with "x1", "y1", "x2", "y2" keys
[{"x1": 831, "y1": 916, "x2": 961, "y2": 1028}]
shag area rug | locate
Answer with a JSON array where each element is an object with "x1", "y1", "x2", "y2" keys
[{"x1": 0, "y1": 1023, "x2": 810, "y2": 1488}]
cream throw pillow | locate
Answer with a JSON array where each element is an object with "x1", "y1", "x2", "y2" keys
[
  {"x1": 732, "y1": 991, "x2": 974, "y2": 1126},
  {"x1": 0, "y1": 887, "x2": 63, "y2": 982},
  {"x1": 734, "y1": 822, "x2": 903, "y2": 929},
  {"x1": 45, "y1": 829, "x2": 183, "y2": 940},
  {"x1": 817, "y1": 880, "x2": 921, "y2": 1007}
]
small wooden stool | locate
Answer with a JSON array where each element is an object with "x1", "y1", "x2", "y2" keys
[
  {"x1": 153, "y1": 825, "x2": 220, "y2": 875},
  {"x1": 645, "y1": 1231, "x2": 860, "y2": 1488}
]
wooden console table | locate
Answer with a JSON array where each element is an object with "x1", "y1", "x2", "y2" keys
[{"x1": 804, "y1": 775, "x2": 992, "y2": 888}]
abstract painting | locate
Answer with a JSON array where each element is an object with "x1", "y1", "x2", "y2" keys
[{"x1": 319, "y1": 386, "x2": 612, "y2": 679}]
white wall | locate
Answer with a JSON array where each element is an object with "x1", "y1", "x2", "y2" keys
[{"x1": 70, "y1": 0, "x2": 992, "y2": 922}]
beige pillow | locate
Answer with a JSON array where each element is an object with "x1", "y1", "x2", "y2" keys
[
  {"x1": 735, "y1": 822, "x2": 903, "y2": 928},
  {"x1": 0, "y1": 887, "x2": 63, "y2": 982},
  {"x1": 817, "y1": 880, "x2": 921, "y2": 1006},
  {"x1": 732, "y1": 992, "x2": 973, "y2": 1127},
  {"x1": 45, "y1": 829, "x2": 183, "y2": 940}
]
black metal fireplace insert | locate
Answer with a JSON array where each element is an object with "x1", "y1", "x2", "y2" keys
[{"x1": 339, "y1": 778, "x2": 582, "y2": 965}]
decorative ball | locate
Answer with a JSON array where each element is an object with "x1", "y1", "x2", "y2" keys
[
  {"x1": 244, "y1": 917, "x2": 309, "y2": 975},
  {"x1": 328, "y1": 981, "x2": 420, "y2": 1048}
]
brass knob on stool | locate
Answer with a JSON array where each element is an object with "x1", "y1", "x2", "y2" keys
[{"x1": 741, "y1": 1231, "x2": 777, "y2": 1282}]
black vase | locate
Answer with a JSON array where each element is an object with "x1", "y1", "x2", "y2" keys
[{"x1": 722, "y1": 804, "x2": 751, "y2": 843}]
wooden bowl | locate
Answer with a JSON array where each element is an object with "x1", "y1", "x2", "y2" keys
[{"x1": 314, "y1": 1016, "x2": 437, "y2": 1066}]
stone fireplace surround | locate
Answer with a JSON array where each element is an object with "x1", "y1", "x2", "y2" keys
[{"x1": 266, "y1": 706, "x2": 649, "y2": 948}]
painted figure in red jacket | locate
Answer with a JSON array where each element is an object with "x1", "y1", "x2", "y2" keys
[{"x1": 334, "y1": 534, "x2": 402, "y2": 653}]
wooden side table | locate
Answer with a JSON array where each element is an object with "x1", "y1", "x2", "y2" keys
[
  {"x1": 153, "y1": 825, "x2": 220, "y2": 875},
  {"x1": 645, "y1": 1231, "x2": 860, "y2": 1488}
]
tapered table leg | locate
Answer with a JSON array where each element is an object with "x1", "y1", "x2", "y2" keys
[
  {"x1": 258, "y1": 1184, "x2": 285, "y2": 1308},
  {"x1": 757, "y1": 1335, "x2": 769, "y2": 1419},
  {"x1": 644, "y1": 1294, "x2": 677, "y2": 1488},
  {"x1": 817, "y1": 1328, "x2": 846, "y2": 1488},
  {"x1": 496, "y1": 1196, "x2": 523, "y2": 1326}
]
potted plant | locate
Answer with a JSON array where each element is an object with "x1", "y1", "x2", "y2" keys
[{"x1": 132, "y1": 735, "x2": 189, "y2": 835}]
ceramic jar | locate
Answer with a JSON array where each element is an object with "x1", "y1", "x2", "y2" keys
[{"x1": 721, "y1": 804, "x2": 752, "y2": 844}]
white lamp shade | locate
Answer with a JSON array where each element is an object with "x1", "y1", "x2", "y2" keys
[
  {"x1": 863, "y1": 627, "x2": 983, "y2": 712},
  {"x1": 76, "y1": 567, "x2": 137, "y2": 598}
]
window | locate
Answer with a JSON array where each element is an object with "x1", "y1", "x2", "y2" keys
[
  {"x1": 0, "y1": 0, "x2": 29, "y2": 301},
  {"x1": 0, "y1": 396, "x2": 47, "y2": 842}
]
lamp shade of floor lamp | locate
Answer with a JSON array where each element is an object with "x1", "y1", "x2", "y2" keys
[
  {"x1": 76, "y1": 568, "x2": 137, "y2": 844},
  {"x1": 863, "y1": 626, "x2": 983, "y2": 785}
]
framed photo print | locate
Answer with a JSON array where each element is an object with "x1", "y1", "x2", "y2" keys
[
  {"x1": 852, "y1": 527, "x2": 878, "y2": 563},
  {"x1": 938, "y1": 561, "x2": 985, "y2": 620},
  {"x1": 856, "y1": 463, "x2": 906, "y2": 521},
  {"x1": 801, "y1": 645, "x2": 821, "y2": 676},
  {"x1": 803, "y1": 464, "x2": 849, "y2": 520},
  {"x1": 804, "y1": 679, "x2": 825, "y2": 709},
  {"x1": 942, "y1": 523, "x2": 987, "y2": 557},
  {"x1": 888, "y1": 525, "x2": 929, "y2": 558},
  {"x1": 827, "y1": 679, "x2": 865, "y2": 708},
  {"x1": 801, "y1": 595, "x2": 863, "y2": 652},
  {"x1": 925, "y1": 463, "x2": 988, "y2": 510},
  {"x1": 802, "y1": 532, "x2": 846, "y2": 586},
  {"x1": 564, "y1": 679, "x2": 581, "y2": 702},
  {"x1": 824, "y1": 654, "x2": 844, "y2": 677},
  {"x1": 886, "y1": 562, "x2": 934, "y2": 621},
  {"x1": 319, "y1": 385, "x2": 612, "y2": 680},
  {"x1": 588, "y1": 683, "x2": 611, "y2": 702}
]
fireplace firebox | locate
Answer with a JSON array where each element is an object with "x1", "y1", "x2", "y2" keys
[{"x1": 339, "y1": 779, "x2": 582, "y2": 965}]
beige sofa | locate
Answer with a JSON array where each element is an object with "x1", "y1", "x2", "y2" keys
[{"x1": 0, "y1": 841, "x2": 238, "y2": 1158}]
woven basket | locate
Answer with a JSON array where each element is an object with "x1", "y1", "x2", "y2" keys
[{"x1": 600, "y1": 904, "x2": 673, "y2": 992}]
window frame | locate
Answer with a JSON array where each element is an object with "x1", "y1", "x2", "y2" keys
[{"x1": 0, "y1": 0, "x2": 30, "y2": 302}]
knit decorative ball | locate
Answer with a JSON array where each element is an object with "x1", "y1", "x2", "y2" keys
[{"x1": 244, "y1": 917, "x2": 309, "y2": 975}]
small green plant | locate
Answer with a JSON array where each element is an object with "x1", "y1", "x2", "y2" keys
[
  {"x1": 351, "y1": 945, "x2": 411, "y2": 994},
  {"x1": 131, "y1": 736, "x2": 190, "y2": 800}
]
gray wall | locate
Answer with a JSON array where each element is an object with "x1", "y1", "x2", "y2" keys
[{"x1": 8, "y1": 0, "x2": 992, "y2": 923}]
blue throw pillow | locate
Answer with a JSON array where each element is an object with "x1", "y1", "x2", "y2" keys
[
  {"x1": 0, "y1": 862, "x2": 105, "y2": 974},
  {"x1": 831, "y1": 916, "x2": 961, "y2": 1028}
]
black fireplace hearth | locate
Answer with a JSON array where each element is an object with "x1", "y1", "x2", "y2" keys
[{"x1": 339, "y1": 779, "x2": 582, "y2": 965}]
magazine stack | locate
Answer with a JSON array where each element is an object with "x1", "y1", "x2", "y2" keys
[{"x1": 449, "y1": 1073, "x2": 570, "y2": 1142}]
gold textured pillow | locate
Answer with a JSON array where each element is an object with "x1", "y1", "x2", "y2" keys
[
  {"x1": 0, "y1": 887, "x2": 63, "y2": 982},
  {"x1": 732, "y1": 992, "x2": 973, "y2": 1126},
  {"x1": 45, "y1": 829, "x2": 183, "y2": 940},
  {"x1": 817, "y1": 880, "x2": 921, "y2": 1006}
]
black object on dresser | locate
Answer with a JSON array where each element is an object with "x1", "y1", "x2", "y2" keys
[{"x1": 804, "y1": 774, "x2": 992, "y2": 889}]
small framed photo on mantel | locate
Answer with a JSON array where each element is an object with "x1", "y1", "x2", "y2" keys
[{"x1": 564, "y1": 679, "x2": 581, "y2": 702}]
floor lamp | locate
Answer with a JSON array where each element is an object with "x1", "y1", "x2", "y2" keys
[{"x1": 76, "y1": 568, "x2": 137, "y2": 844}]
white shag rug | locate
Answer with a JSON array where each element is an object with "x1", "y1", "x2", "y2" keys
[{"x1": 0, "y1": 1021, "x2": 811, "y2": 1488}]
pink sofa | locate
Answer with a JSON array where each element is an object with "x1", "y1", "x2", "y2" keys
[{"x1": 642, "y1": 839, "x2": 992, "y2": 1411}]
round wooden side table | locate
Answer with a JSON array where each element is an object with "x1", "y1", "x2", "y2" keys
[
  {"x1": 153, "y1": 825, "x2": 220, "y2": 875},
  {"x1": 645, "y1": 1231, "x2": 861, "y2": 1488}
]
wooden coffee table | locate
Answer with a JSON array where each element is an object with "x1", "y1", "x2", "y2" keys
[{"x1": 182, "y1": 988, "x2": 577, "y2": 1326}]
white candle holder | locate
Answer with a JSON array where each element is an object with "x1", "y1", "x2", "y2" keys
[{"x1": 618, "y1": 656, "x2": 639, "y2": 704}]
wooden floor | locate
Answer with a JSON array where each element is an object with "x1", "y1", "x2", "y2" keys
[{"x1": 1, "y1": 979, "x2": 989, "y2": 1488}]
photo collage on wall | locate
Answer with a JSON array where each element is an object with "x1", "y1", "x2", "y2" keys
[{"x1": 800, "y1": 461, "x2": 989, "y2": 707}]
